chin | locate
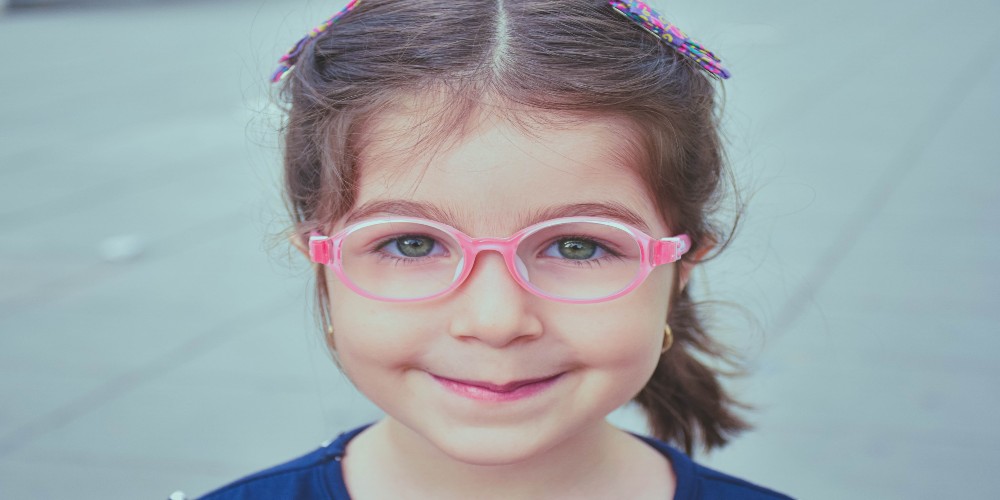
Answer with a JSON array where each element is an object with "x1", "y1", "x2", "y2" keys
[{"x1": 422, "y1": 422, "x2": 559, "y2": 466}]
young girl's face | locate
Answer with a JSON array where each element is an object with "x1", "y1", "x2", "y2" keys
[{"x1": 326, "y1": 104, "x2": 677, "y2": 465}]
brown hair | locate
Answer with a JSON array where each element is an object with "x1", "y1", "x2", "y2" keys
[{"x1": 278, "y1": 0, "x2": 748, "y2": 454}]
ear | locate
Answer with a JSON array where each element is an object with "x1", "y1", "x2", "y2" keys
[
  {"x1": 289, "y1": 231, "x2": 310, "y2": 259},
  {"x1": 678, "y1": 241, "x2": 714, "y2": 291}
]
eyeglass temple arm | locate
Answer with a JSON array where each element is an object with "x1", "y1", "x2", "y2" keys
[
  {"x1": 651, "y1": 235, "x2": 692, "y2": 266},
  {"x1": 309, "y1": 233, "x2": 332, "y2": 264}
]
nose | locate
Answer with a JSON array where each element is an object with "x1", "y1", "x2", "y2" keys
[{"x1": 446, "y1": 251, "x2": 543, "y2": 348}]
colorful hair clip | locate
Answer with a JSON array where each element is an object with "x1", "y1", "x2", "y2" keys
[
  {"x1": 609, "y1": 0, "x2": 731, "y2": 79},
  {"x1": 271, "y1": 0, "x2": 361, "y2": 83}
]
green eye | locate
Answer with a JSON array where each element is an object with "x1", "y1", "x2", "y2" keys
[
  {"x1": 396, "y1": 236, "x2": 436, "y2": 257},
  {"x1": 557, "y1": 239, "x2": 598, "y2": 260}
]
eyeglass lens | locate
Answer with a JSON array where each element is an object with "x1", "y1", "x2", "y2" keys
[{"x1": 338, "y1": 220, "x2": 643, "y2": 301}]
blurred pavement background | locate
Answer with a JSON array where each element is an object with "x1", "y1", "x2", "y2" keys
[{"x1": 1, "y1": 0, "x2": 998, "y2": 498}]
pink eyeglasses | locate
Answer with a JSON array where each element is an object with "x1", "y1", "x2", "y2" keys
[{"x1": 309, "y1": 216, "x2": 691, "y2": 304}]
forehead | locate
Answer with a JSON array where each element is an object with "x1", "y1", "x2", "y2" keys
[{"x1": 350, "y1": 98, "x2": 665, "y2": 236}]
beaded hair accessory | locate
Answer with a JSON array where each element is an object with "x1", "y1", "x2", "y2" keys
[
  {"x1": 271, "y1": 0, "x2": 360, "y2": 83},
  {"x1": 270, "y1": 0, "x2": 729, "y2": 82},
  {"x1": 609, "y1": 0, "x2": 731, "y2": 79}
]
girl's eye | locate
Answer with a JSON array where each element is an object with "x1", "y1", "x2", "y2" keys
[
  {"x1": 544, "y1": 238, "x2": 606, "y2": 260},
  {"x1": 380, "y1": 235, "x2": 443, "y2": 258}
]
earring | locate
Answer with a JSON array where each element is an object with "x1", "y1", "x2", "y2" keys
[
  {"x1": 661, "y1": 324, "x2": 674, "y2": 354},
  {"x1": 326, "y1": 324, "x2": 336, "y2": 350}
]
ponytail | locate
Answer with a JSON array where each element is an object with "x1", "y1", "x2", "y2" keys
[{"x1": 634, "y1": 287, "x2": 750, "y2": 455}]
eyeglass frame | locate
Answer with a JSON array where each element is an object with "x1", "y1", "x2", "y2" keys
[{"x1": 308, "y1": 216, "x2": 691, "y2": 304}]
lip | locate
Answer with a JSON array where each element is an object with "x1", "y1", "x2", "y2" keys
[{"x1": 431, "y1": 373, "x2": 563, "y2": 402}]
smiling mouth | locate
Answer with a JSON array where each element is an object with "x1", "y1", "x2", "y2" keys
[{"x1": 431, "y1": 373, "x2": 564, "y2": 402}]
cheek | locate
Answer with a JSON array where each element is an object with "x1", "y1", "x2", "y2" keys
[
  {"x1": 590, "y1": 268, "x2": 672, "y2": 362},
  {"x1": 562, "y1": 277, "x2": 671, "y2": 367},
  {"x1": 326, "y1": 277, "x2": 429, "y2": 373}
]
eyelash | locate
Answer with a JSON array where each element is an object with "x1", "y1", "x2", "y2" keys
[
  {"x1": 371, "y1": 235, "x2": 449, "y2": 265},
  {"x1": 538, "y1": 236, "x2": 625, "y2": 264},
  {"x1": 366, "y1": 234, "x2": 626, "y2": 266}
]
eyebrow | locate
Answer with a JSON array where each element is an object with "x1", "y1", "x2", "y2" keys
[
  {"x1": 344, "y1": 200, "x2": 458, "y2": 226},
  {"x1": 526, "y1": 202, "x2": 652, "y2": 234},
  {"x1": 344, "y1": 200, "x2": 653, "y2": 234}
]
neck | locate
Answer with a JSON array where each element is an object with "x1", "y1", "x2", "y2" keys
[{"x1": 346, "y1": 418, "x2": 645, "y2": 499}]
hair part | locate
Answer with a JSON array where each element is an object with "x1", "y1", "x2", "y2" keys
[{"x1": 278, "y1": 0, "x2": 748, "y2": 454}]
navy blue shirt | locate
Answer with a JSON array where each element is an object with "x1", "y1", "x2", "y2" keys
[{"x1": 200, "y1": 426, "x2": 791, "y2": 499}]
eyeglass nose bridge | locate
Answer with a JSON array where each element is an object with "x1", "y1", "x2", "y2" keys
[
  {"x1": 450, "y1": 235, "x2": 543, "y2": 295},
  {"x1": 458, "y1": 234, "x2": 526, "y2": 274},
  {"x1": 463, "y1": 236, "x2": 518, "y2": 255}
]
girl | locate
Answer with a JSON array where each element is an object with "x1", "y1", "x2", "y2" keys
[{"x1": 203, "y1": 0, "x2": 790, "y2": 498}]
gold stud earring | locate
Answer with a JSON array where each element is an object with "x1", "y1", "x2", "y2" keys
[
  {"x1": 662, "y1": 324, "x2": 674, "y2": 354},
  {"x1": 326, "y1": 324, "x2": 336, "y2": 350}
]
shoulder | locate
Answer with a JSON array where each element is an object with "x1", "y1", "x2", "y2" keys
[
  {"x1": 685, "y1": 461, "x2": 793, "y2": 500},
  {"x1": 634, "y1": 435, "x2": 794, "y2": 500},
  {"x1": 198, "y1": 426, "x2": 367, "y2": 500}
]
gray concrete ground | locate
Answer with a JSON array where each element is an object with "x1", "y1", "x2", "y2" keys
[{"x1": 1, "y1": 0, "x2": 998, "y2": 498}]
